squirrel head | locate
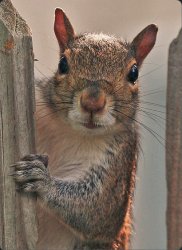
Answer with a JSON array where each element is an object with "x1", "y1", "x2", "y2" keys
[{"x1": 50, "y1": 8, "x2": 158, "y2": 134}]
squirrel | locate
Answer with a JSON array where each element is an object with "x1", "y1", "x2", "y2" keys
[{"x1": 12, "y1": 8, "x2": 158, "y2": 250}]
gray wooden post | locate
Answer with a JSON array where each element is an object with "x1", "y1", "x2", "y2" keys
[
  {"x1": 166, "y1": 27, "x2": 182, "y2": 250},
  {"x1": 0, "y1": 0, "x2": 37, "y2": 249}
]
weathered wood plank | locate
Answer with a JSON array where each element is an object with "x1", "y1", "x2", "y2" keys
[
  {"x1": 166, "y1": 28, "x2": 182, "y2": 250},
  {"x1": 0, "y1": 0, "x2": 37, "y2": 249}
]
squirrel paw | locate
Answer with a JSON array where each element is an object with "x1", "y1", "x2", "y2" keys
[{"x1": 10, "y1": 154, "x2": 50, "y2": 193}]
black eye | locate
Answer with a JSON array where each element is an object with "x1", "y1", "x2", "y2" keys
[
  {"x1": 127, "y1": 64, "x2": 138, "y2": 84},
  {"x1": 58, "y1": 56, "x2": 69, "y2": 74}
]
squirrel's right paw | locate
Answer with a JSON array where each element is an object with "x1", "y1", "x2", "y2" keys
[
  {"x1": 10, "y1": 154, "x2": 50, "y2": 194},
  {"x1": 21, "y1": 154, "x2": 49, "y2": 167}
]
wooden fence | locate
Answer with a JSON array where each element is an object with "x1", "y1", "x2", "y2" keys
[
  {"x1": 166, "y1": 26, "x2": 182, "y2": 249},
  {"x1": 0, "y1": 0, "x2": 37, "y2": 249}
]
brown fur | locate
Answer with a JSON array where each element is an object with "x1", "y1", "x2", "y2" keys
[{"x1": 13, "y1": 9, "x2": 158, "y2": 250}]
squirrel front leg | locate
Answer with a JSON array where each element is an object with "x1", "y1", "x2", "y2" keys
[{"x1": 12, "y1": 154, "x2": 131, "y2": 249}]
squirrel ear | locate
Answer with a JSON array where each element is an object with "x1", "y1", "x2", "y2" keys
[
  {"x1": 131, "y1": 24, "x2": 158, "y2": 66},
  {"x1": 54, "y1": 8, "x2": 75, "y2": 51}
]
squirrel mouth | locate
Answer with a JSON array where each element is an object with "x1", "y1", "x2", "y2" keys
[
  {"x1": 82, "y1": 120, "x2": 103, "y2": 129},
  {"x1": 84, "y1": 122, "x2": 100, "y2": 129},
  {"x1": 79, "y1": 113, "x2": 104, "y2": 129}
]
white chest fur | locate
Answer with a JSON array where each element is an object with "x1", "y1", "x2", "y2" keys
[{"x1": 36, "y1": 105, "x2": 113, "y2": 180}]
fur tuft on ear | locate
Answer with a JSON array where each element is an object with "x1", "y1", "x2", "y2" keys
[
  {"x1": 131, "y1": 24, "x2": 158, "y2": 66},
  {"x1": 54, "y1": 8, "x2": 75, "y2": 51}
]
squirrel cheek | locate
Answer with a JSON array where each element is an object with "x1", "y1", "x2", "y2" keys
[
  {"x1": 55, "y1": 71, "x2": 67, "y2": 81},
  {"x1": 129, "y1": 82, "x2": 139, "y2": 94}
]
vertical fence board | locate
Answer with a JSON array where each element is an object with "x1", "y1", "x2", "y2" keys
[
  {"x1": 0, "y1": 0, "x2": 37, "y2": 249},
  {"x1": 166, "y1": 28, "x2": 182, "y2": 250}
]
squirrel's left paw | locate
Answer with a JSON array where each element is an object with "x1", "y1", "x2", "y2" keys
[{"x1": 10, "y1": 154, "x2": 50, "y2": 194}]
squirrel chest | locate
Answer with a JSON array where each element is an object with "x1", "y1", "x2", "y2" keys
[{"x1": 36, "y1": 102, "x2": 113, "y2": 179}]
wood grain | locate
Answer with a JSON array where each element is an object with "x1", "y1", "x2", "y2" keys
[
  {"x1": 0, "y1": 0, "x2": 37, "y2": 249},
  {"x1": 166, "y1": 28, "x2": 182, "y2": 250}
]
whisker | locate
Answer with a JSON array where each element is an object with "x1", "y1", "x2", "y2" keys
[
  {"x1": 139, "y1": 65, "x2": 164, "y2": 79},
  {"x1": 138, "y1": 109, "x2": 165, "y2": 121},
  {"x1": 112, "y1": 108, "x2": 165, "y2": 147},
  {"x1": 137, "y1": 111, "x2": 165, "y2": 130},
  {"x1": 112, "y1": 84, "x2": 126, "y2": 96},
  {"x1": 114, "y1": 103, "x2": 166, "y2": 129},
  {"x1": 35, "y1": 66, "x2": 50, "y2": 80},
  {"x1": 114, "y1": 102, "x2": 165, "y2": 115},
  {"x1": 36, "y1": 107, "x2": 70, "y2": 121},
  {"x1": 140, "y1": 101, "x2": 165, "y2": 108},
  {"x1": 36, "y1": 101, "x2": 73, "y2": 106},
  {"x1": 35, "y1": 61, "x2": 56, "y2": 74},
  {"x1": 142, "y1": 62, "x2": 162, "y2": 66},
  {"x1": 36, "y1": 110, "x2": 59, "y2": 121},
  {"x1": 139, "y1": 106, "x2": 165, "y2": 114},
  {"x1": 139, "y1": 89, "x2": 164, "y2": 97}
]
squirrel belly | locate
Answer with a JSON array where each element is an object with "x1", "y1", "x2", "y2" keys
[{"x1": 35, "y1": 86, "x2": 138, "y2": 250}]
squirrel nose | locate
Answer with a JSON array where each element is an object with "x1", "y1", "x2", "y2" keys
[{"x1": 80, "y1": 87, "x2": 106, "y2": 113}]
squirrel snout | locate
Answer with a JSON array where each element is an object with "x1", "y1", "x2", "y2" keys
[{"x1": 80, "y1": 88, "x2": 106, "y2": 113}]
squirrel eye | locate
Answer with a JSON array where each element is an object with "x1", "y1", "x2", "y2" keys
[
  {"x1": 58, "y1": 56, "x2": 69, "y2": 74},
  {"x1": 127, "y1": 64, "x2": 138, "y2": 84}
]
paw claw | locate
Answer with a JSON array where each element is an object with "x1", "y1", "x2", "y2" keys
[
  {"x1": 8, "y1": 172, "x2": 15, "y2": 176},
  {"x1": 11, "y1": 157, "x2": 50, "y2": 194},
  {"x1": 9, "y1": 163, "x2": 17, "y2": 168},
  {"x1": 21, "y1": 154, "x2": 49, "y2": 167}
]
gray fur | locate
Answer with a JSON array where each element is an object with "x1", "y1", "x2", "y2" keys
[{"x1": 13, "y1": 17, "x2": 157, "y2": 250}]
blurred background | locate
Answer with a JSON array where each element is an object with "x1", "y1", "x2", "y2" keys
[{"x1": 11, "y1": 0, "x2": 181, "y2": 249}]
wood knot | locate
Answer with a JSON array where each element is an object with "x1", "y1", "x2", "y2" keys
[{"x1": 4, "y1": 38, "x2": 14, "y2": 52}]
